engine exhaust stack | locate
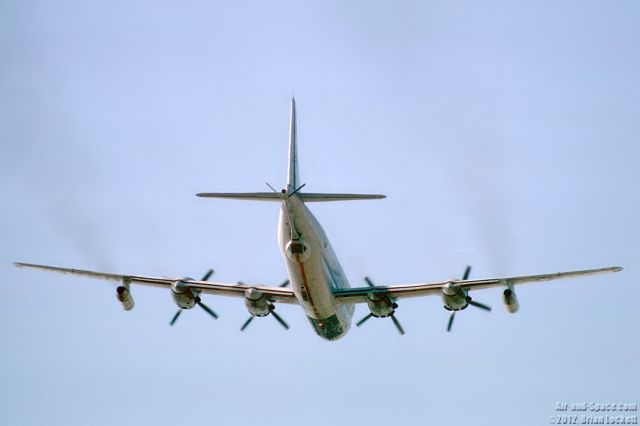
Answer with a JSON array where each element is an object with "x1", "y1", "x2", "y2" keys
[{"x1": 502, "y1": 288, "x2": 519, "y2": 313}]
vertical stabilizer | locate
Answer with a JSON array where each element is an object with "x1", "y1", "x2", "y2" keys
[
  {"x1": 287, "y1": 97, "x2": 300, "y2": 191},
  {"x1": 195, "y1": 98, "x2": 385, "y2": 202}
]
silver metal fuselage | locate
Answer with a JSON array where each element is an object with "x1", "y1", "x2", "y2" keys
[{"x1": 278, "y1": 196, "x2": 354, "y2": 340}]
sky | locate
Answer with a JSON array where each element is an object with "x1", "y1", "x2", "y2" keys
[{"x1": 1, "y1": 1, "x2": 638, "y2": 425}]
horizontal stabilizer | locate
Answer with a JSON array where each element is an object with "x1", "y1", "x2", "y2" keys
[
  {"x1": 196, "y1": 192, "x2": 386, "y2": 202},
  {"x1": 299, "y1": 193, "x2": 385, "y2": 202},
  {"x1": 196, "y1": 192, "x2": 282, "y2": 201}
]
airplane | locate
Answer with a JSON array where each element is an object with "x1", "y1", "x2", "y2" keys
[{"x1": 15, "y1": 98, "x2": 623, "y2": 341}]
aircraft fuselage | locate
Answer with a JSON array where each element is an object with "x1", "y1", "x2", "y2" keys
[{"x1": 278, "y1": 195, "x2": 354, "y2": 340}]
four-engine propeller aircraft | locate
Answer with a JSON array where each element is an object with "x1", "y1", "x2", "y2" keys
[{"x1": 15, "y1": 98, "x2": 622, "y2": 340}]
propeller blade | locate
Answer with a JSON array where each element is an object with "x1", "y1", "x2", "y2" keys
[
  {"x1": 390, "y1": 314, "x2": 405, "y2": 335},
  {"x1": 356, "y1": 313, "x2": 373, "y2": 327},
  {"x1": 446, "y1": 311, "x2": 456, "y2": 332},
  {"x1": 240, "y1": 316, "x2": 254, "y2": 331},
  {"x1": 279, "y1": 280, "x2": 290, "y2": 288},
  {"x1": 197, "y1": 302, "x2": 219, "y2": 319},
  {"x1": 270, "y1": 310, "x2": 290, "y2": 330},
  {"x1": 468, "y1": 299, "x2": 492, "y2": 311},
  {"x1": 170, "y1": 309, "x2": 182, "y2": 326},
  {"x1": 462, "y1": 265, "x2": 471, "y2": 280},
  {"x1": 201, "y1": 268, "x2": 214, "y2": 281},
  {"x1": 364, "y1": 277, "x2": 375, "y2": 288}
]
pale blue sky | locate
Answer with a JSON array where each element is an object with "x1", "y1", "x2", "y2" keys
[{"x1": 1, "y1": 1, "x2": 638, "y2": 425}]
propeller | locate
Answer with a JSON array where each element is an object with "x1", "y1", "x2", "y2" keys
[
  {"x1": 240, "y1": 315, "x2": 254, "y2": 331},
  {"x1": 355, "y1": 277, "x2": 405, "y2": 335},
  {"x1": 197, "y1": 299, "x2": 219, "y2": 320},
  {"x1": 467, "y1": 298, "x2": 491, "y2": 311},
  {"x1": 239, "y1": 279, "x2": 290, "y2": 331},
  {"x1": 390, "y1": 314, "x2": 405, "y2": 335},
  {"x1": 240, "y1": 306, "x2": 290, "y2": 331},
  {"x1": 446, "y1": 311, "x2": 456, "y2": 332},
  {"x1": 169, "y1": 268, "x2": 218, "y2": 326},
  {"x1": 170, "y1": 309, "x2": 183, "y2": 326},
  {"x1": 446, "y1": 265, "x2": 491, "y2": 332},
  {"x1": 356, "y1": 313, "x2": 374, "y2": 327},
  {"x1": 270, "y1": 309, "x2": 290, "y2": 330},
  {"x1": 462, "y1": 265, "x2": 471, "y2": 280},
  {"x1": 200, "y1": 268, "x2": 214, "y2": 281}
]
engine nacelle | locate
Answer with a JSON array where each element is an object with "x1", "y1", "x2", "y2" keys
[
  {"x1": 171, "y1": 279, "x2": 199, "y2": 309},
  {"x1": 244, "y1": 288, "x2": 271, "y2": 317},
  {"x1": 441, "y1": 282, "x2": 469, "y2": 311},
  {"x1": 366, "y1": 293, "x2": 396, "y2": 318},
  {"x1": 502, "y1": 288, "x2": 519, "y2": 313},
  {"x1": 116, "y1": 286, "x2": 134, "y2": 311},
  {"x1": 285, "y1": 239, "x2": 311, "y2": 262}
]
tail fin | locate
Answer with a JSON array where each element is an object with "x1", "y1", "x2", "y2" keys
[
  {"x1": 287, "y1": 97, "x2": 300, "y2": 191},
  {"x1": 196, "y1": 98, "x2": 386, "y2": 203}
]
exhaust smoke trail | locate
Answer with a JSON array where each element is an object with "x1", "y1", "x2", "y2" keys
[
  {"x1": 451, "y1": 135, "x2": 514, "y2": 276},
  {"x1": 8, "y1": 103, "x2": 116, "y2": 271}
]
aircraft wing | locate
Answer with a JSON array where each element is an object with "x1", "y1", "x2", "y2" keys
[
  {"x1": 333, "y1": 266, "x2": 623, "y2": 304},
  {"x1": 14, "y1": 262, "x2": 298, "y2": 304}
]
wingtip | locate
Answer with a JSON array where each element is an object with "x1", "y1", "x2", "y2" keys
[{"x1": 613, "y1": 266, "x2": 624, "y2": 272}]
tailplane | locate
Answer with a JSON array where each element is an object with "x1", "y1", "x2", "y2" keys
[{"x1": 196, "y1": 192, "x2": 385, "y2": 202}]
